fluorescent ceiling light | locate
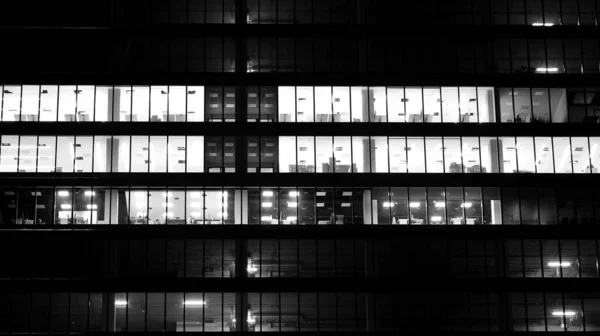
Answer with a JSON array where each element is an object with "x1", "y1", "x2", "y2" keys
[
  {"x1": 435, "y1": 202, "x2": 445, "y2": 208},
  {"x1": 115, "y1": 300, "x2": 128, "y2": 306},
  {"x1": 552, "y1": 311, "x2": 576, "y2": 316},
  {"x1": 409, "y1": 202, "x2": 420, "y2": 208},
  {"x1": 60, "y1": 204, "x2": 72, "y2": 210},
  {"x1": 548, "y1": 262, "x2": 571, "y2": 267},
  {"x1": 536, "y1": 67, "x2": 559, "y2": 72},
  {"x1": 286, "y1": 216, "x2": 297, "y2": 221},
  {"x1": 532, "y1": 22, "x2": 554, "y2": 26},
  {"x1": 262, "y1": 202, "x2": 273, "y2": 208},
  {"x1": 262, "y1": 191, "x2": 274, "y2": 197},
  {"x1": 86, "y1": 204, "x2": 98, "y2": 210},
  {"x1": 84, "y1": 191, "x2": 95, "y2": 196},
  {"x1": 288, "y1": 191, "x2": 299, "y2": 197},
  {"x1": 383, "y1": 202, "x2": 394, "y2": 208},
  {"x1": 261, "y1": 215, "x2": 273, "y2": 221},
  {"x1": 183, "y1": 300, "x2": 206, "y2": 306},
  {"x1": 431, "y1": 216, "x2": 442, "y2": 221},
  {"x1": 58, "y1": 190, "x2": 69, "y2": 197},
  {"x1": 287, "y1": 202, "x2": 298, "y2": 208},
  {"x1": 461, "y1": 202, "x2": 473, "y2": 208}
]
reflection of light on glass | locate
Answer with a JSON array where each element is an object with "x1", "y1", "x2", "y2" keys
[
  {"x1": 262, "y1": 202, "x2": 273, "y2": 208},
  {"x1": 431, "y1": 216, "x2": 442, "y2": 221},
  {"x1": 286, "y1": 216, "x2": 297, "y2": 221},
  {"x1": 58, "y1": 190, "x2": 70, "y2": 197},
  {"x1": 409, "y1": 202, "x2": 420, "y2": 208},
  {"x1": 434, "y1": 202, "x2": 445, "y2": 208},
  {"x1": 86, "y1": 204, "x2": 98, "y2": 210},
  {"x1": 289, "y1": 191, "x2": 299, "y2": 197},
  {"x1": 552, "y1": 311, "x2": 576, "y2": 316},
  {"x1": 60, "y1": 204, "x2": 72, "y2": 210},
  {"x1": 261, "y1": 215, "x2": 273, "y2": 221},
  {"x1": 383, "y1": 202, "x2": 394, "y2": 208},
  {"x1": 548, "y1": 262, "x2": 572, "y2": 267},
  {"x1": 461, "y1": 202, "x2": 473, "y2": 208},
  {"x1": 262, "y1": 190, "x2": 274, "y2": 197},
  {"x1": 287, "y1": 202, "x2": 298, "y2": 208},
  {"x1": 247, "y1": 309, "x2": 256, "y2": 324},
  {"x1": 84, "y1": 191, "x2": 95, "y2": 196},
  {"x1": 115, "y1": 300, "x2": 128, "y2": 307}
]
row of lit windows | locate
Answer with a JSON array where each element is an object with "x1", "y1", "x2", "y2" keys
[
  {"x1": 2, "y1": 291, "x2": 599, "y2": 332},
  {"x1": 2, "y1": 135, "x2": 599, "y2": 175},
  {"x1": 2, "y1": 85, "x2": 599, "y2": 123},
  {"x1": 121, "y1": 0, "x2": 600, "y2": 26},
  {"x1": 2, "y1": 186, "x2": 599, "y2": 226},
  {"x1": 3, "y1": 238, "x2": 599, "y2": 280}
]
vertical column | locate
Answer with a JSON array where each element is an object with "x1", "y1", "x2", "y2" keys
[
  {"x1": 235, "y1": 239, "x2": 248, "y2": 331},
  {"x1": 111, "y1": 88, "x2": 120, "y2": 121},
  {"x1": 491, "y1": 138, "x2": 501, "y2": 173}
]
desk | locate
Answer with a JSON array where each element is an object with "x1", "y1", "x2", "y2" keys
[
  {"x1": 408, "y1": 114, "x2": 423, "y2": 122},
  {"x1": 316, "y1": 114, "x2": 331, "y2": 122}
]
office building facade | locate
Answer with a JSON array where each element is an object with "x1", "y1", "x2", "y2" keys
[{"x1": 1, "y1": 0, "x2": 600, "y2": 333}]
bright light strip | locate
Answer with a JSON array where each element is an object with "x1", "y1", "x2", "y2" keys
[
  {"x1": 409, "y1": 202, "x2": 420, "y2": 208},
  {"x1": 262, "y1": 191, "x2": 274, "y2": 197},
  {"x1": 84, "y1": 191, "x2": 95, "y2": 196},
  {"x1": 383, "y1": 202, "x2": 394, "y2": 208},
  {"x1": 115, "y1": 300, "x2": 128, "y2": 306},
  {"x1": 289, "y1": 191, "x2": 299, "y2": 197},
  {"x1": 262, "y1": 202, "x2": 273, "y2": 208},
  {"x1": 86, "y1": 204, "x2": 98, "y2": 210},
  {"x1": 536, "y1": 67, "x2": 559, "y2": 73},
  {"x1": 286, "y1": 216, "x2": 297, "y2": 221},
  {"x1": 435, "y1": 203, "x2": 445, "y2": 208},
  {"x1": 532, "y1": 22, "x2": 554, "y2": 26},
  {"x1": 461, "y1": 202, "x2": 473, "y2": 208},
  {"x1": 552, "y1": 311, "x2": 576, "y2": 316},
  {"x1": 548, "y1": 262, "x2": 571, "y2": 267},
  {"x1": 60, "y1": 204, "x2": 72, "y2": 210},
  {"x1": 287, "y1": 202, "x2": 298, "y2": 208},
  {"x1": 183, "y1": 300, "x2": 206, "y2": 306},
  {"x1": 431, "y1": 216, "x2": 442, "y2": 221},
  {"x1": 58, "y1": 190, "x2": 69, "y2": 197},
  {"x1": 261, "y1": 215, "x2": 273, "y2": 221}
]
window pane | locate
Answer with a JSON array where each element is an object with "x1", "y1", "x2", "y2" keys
[
  {"x1": 297, "y1": 86, "x2": 314, "y2": 122},
  {"x1": 94, "y1": 85, "x2": 112, "y2": 122},
  {"x1": 554, "y1": 137, "x2": 573, "y2": 173},
  {"x1": 477, "y1": 87, "x2": 496, "y2": 123},
  {"x1": 150, "y1": 136, "x2": 168, "y2": 173},
  {"x1": 2, "y1": 86, "x2": 21, "y2": 121},
  {"x1": 0, "y1": 136, "x2": 19, "y2": 172},
  {"x1": 58, "y1": 85, "x2": 77, "y2": 122},
  {"x1": 56, "y1": 136, "x2": 75, "y2": 173},
  {"x1": 21, "y1": 85, "x2": 40, "y2": 121},
  {"x1": 316, "y1": 136, "x2": 333, "y2": 172},
  {"x1": 77, "y1": 85, "x2": 95, "y2": 122},
  {"x1": 333, "y1": 86, "x2": 350, "y2": 122},
  {"x1": 572, "y1": 137, "x2": 591, "y2": 173},
  {"x1": 409, "y1": 187, "x2": 427, "y2": 225},
  {"x1": 93, "y1": 136, "x2": 112, "y2": 173},
  {"x1": 535, "y1": 137, "x2": 554, "y2": 173},
  {"x1": 18, "y1": 136, "x2": 37, "y2": 172},
  {"x1": 39, "y1": 85, "x2": 58, "y2": 122},
  {"x1": 168, "y1": 86, "x2": 186, "y2": 121},
  {"x1": 516, "y1": 137, "x2": 535, "y2": 173},
  {"x1": 315, "y1": 86, "x2": 332, "y2": 122},
  {"x1": 169, "y1": 136, "x2": 186, "y2": 173},
  {"x1": 424, "y1": 87, "x2": 441, "y2": 123},
  {"x1": 444, "y1": 137, "x2": 463, "y2": 173},
  {"x1": 389, "y1": 137, "x2": 407, "y2": 173},
  {"x1": 372, "y1": 137, "x2": 389, "y2": 173},
  {"x1": 297, "y1": 137, "x2": 315, "y2": 172},
  {"x1": 187, "y1": 136, "x2": 204, "y2": 173},
  {"x1": 499, "y1": 88, "x2": 514, "y2": 123},
  {"x1": 132, "y1": 86, "x2": 150, "y2": 122},
  {"x1": 442, "y1": 87, "x2": 459, "y2": 123},
  {"x1": 187, "y1": 86, "x2": 204, "y2": 121},
  {"x1": 499, "y1": 137, "x2": 517, "y2": 173},
  {"x1": 387, "y1": 86, "x2": 406, "y2": 122},
  {"x1": 426, "y1": 138, "x2": 444, "y2": 173},
  {"x1": 37, "y1": 136, "x2": 57, "y2": 173},
  {"x1": 407, "y1": 137, "x2": 425, "y2": 172},
  {"x1": 74, "y1": 136, "x2": 93, "y2": 173},
  {"x1": 406, "y1": 87, "x2": 423, "y2": 122},
  {"x1": 151, "y1": 86, "x2": 168, "y2": 122},
  {"x1": 351, "y1": 136, "x2": 370, "y2": 173},
  {"x1": 131, "y1": 136, "x2": 149, "y2": 172},
  {"x1": 278, "y1": 86, "x2": 295, "y2": 122}
]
